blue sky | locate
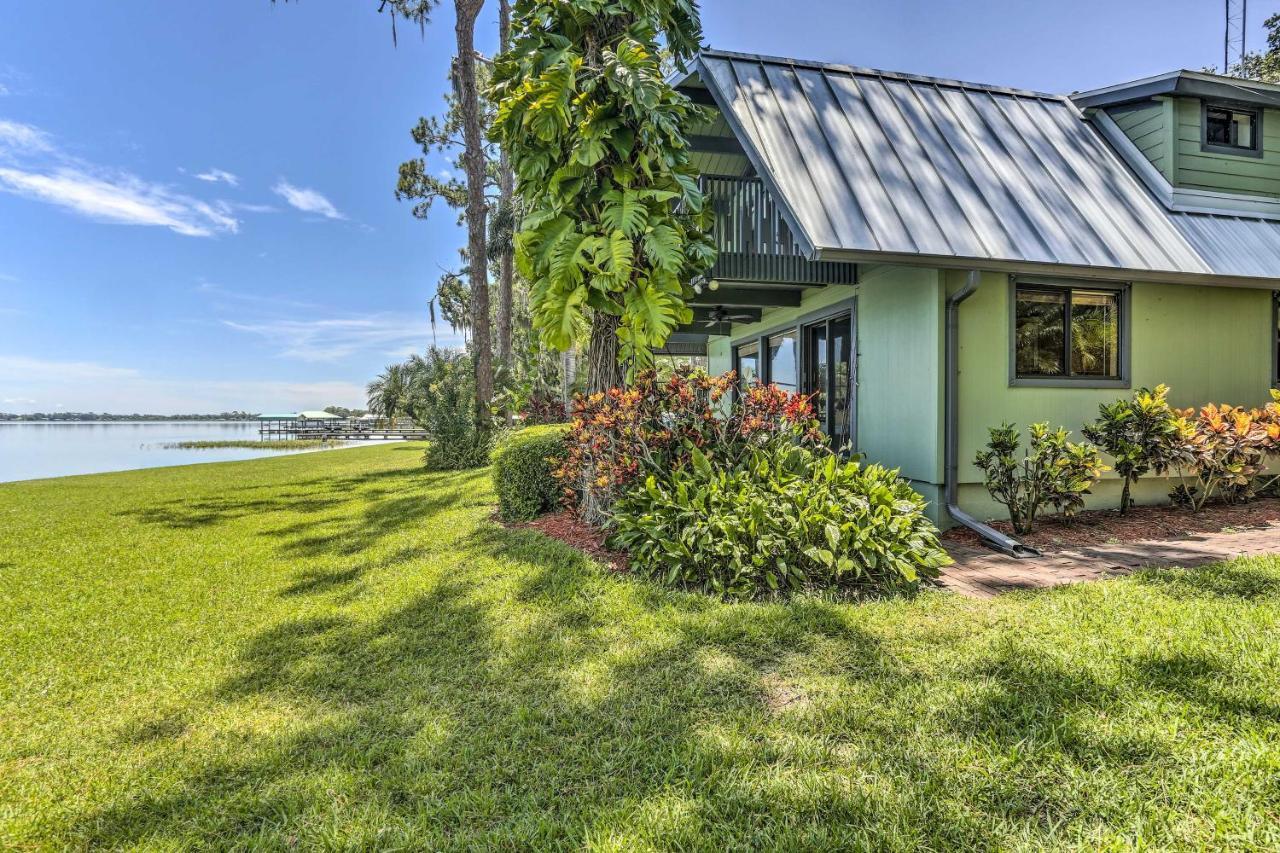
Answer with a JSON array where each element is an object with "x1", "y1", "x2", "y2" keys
[{"x1": 0, "y1": 0, "x2": 1273, "y2": 413}]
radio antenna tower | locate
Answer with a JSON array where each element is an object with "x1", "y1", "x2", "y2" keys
[{"x1": 1225, "y1": 0, "x2": 1248, "y2": 73}]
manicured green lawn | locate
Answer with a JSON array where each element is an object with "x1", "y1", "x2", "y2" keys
[{"x1": 3, "y1": 443, "x2": 1279, "y2": 849}]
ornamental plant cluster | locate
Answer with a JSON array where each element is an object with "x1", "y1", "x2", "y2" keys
[
  {"x1": 489, "y1": 0, "x2": 718, "y2": 369},
  {"x1": 556, "y1": 370, "x2": 822, "y2": 524},
  {"x1": 977, "y1": 386, "x2": 1280, "y2": 533},
  {"x1": 554, "y1": 369, "x2": 950, "y2": 598}
]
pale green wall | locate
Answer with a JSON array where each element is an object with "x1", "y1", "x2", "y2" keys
[
  {"x1": 707, "y1": 265, "x2": 947, "y2": 508},
  {"x1": 854, "y1": 266, "x2": 945, "y2": 485},
  {"x1": 1111, "y1": 99, "x2": 1172, "y2": 180},
  {"x1": 949, "y1": 269, "x2": 1274, "y2": 521},
  {"x1": 708, "y1": 267, "x2": 1275, "y2": 527},
  {"x1": 1173, "y1": 97, "x2": 1280, "y2": 197},
  {"x1": 706, "y1": 282, "x2": 858, "y2": 370}
]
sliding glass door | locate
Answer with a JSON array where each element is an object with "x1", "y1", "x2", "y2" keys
[
  {"x1": 803, "y1": 313, "x2": 853, "y2": 451},
  {"x1": 733, "y1": 304, "x2": 855, "y2": 451}
]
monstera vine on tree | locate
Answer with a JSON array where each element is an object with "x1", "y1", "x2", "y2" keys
[{"x1": 489, "y1": 0, "x2": 717, "y2": 390}]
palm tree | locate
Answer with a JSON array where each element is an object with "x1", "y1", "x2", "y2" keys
[{"x1": 366, "y1": 362, "x2": 409, "y2": 429}]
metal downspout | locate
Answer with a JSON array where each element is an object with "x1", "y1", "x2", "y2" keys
[{"x1": 945, "y1": 271, "x2": 1040, "y2": 558}]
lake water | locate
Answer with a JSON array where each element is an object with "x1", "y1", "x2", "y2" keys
[{"x1": 0, "y1": 422, "x2": 370, "y2": 483}]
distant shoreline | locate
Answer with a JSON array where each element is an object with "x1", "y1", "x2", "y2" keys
[
  {"x1": 0, "y1": 414, "x2": 259, "y2": 422},
  {"x1": 0, "y1": 415, "x2": 259, "y2": 423}
]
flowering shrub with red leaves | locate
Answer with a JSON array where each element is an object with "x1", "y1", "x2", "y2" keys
[
  {"x1": 556, "y1": 369, "x2": 822, "y2": 523},
  {"x1": 518, "y1": 392, "x2": 568, "y2": 426}
]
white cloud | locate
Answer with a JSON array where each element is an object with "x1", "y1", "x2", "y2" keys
[
  {"x1": 0, "y1": 355, "x2": 139, "y2": 383},
  {"x1": 0, "y1": 166, "x2": 239, "y2": 237},
  {"x1": 0, "y1": 120, "x2": 240, "y2": 237},
  {"x1": 223, "y1": 313, "x2": 453, "y2": 362},
  {"x1": 0, "y1": 354, "x2": 368, "y2": 413},
  {"x1": 272, "y1": 179, "x2": 344, "y2": 220},
  {"x1": 0, "y1": 119, "x2": 53, "y2": 154},
  {"x1": 194, "y1": 167, "x2": 239, "y2": 186},
  {"x1": 195, "y1": 281, "x2": 320, "y2": 311}
]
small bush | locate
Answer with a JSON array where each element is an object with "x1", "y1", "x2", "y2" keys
[
  {"x1": 974, "y1": 422, "x2": 1107, "y2": 534},
  {"x1": 1083, "y1": 384, "x2": 1193, "y2": 513},
  {"x1": 404, "y1": 348, "x2": 492, "y2": 471},
  {"x1": 492, "y1": 424, "x2": 568, "y2": 522},
  {"x1": 609, "y1": 437, "x2": 950, "y2": 599},
  {"x1": 1172, "y1": 403, "x2": 1274, "y2": 509}
]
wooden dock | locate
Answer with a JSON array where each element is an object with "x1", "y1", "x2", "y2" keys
[{"x1": 259, "y1": 416, "x2": 429, "y2": 441}]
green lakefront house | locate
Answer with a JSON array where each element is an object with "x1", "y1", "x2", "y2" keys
[{"x1": 668, "y1": 51, "x2": 1280, "y2": 538}]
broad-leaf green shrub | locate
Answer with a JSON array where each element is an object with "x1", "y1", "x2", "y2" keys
[
  {"x1": 1082, "y1": 384, "x2": 1192, "y2": 513},
  {"x1": 974, "y1": 422, "x2": 1107, "y2": 534},
  {"x1": 609, "y1": 438, "x2": 950, "y2": 599},
  {"x1": 491, "y1": 424, "x2": 568, "y2": 522},
  {"x1": 403, "y1": 348, "x2": 492, "y2": 471}
]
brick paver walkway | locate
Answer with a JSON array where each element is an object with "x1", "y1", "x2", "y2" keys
[{"x1": 939, "y1": 522, "x2": 1280, "y2": 598}]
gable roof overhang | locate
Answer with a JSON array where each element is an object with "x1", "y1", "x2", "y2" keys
[
  {"x1": 1071, "y1": 69, "x2": 1280, "y2": 111},
  {"x1": 682, "y1": 51, "x2": 1280, "y2": 289}
]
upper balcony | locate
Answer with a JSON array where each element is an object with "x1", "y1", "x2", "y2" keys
[{"x1": 699, "y1": 175, "x2": 857, "y2": 288}]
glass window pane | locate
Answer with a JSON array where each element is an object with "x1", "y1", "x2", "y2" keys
[
  {"x1": 805, "y1": 324, "x2": 828, "y2": 433},
  {"x1": 1235, "y1": 110, "x2": 1255, "y2": 148},
  {"x1": 1207, "y1": 107, "x2": 1232, "y2": 145},
  {"x1": 735, "y1": 342, "x2": 759, "y2": 386},
  {"x1": 1070, "y1": 290, "x2": 1119, "y2": 377},
  {"x1": 768, "y1": 330, "x2": 798, "y2": 391},
  {"x1": 1015, "y1": 289, "x2": 1065, "y2": 376},
  {"x1": 1207, "y1": 106, "x2": 1257, "y2": 149},
  {"x1": 831, "y1": 323, "x2": 852, "y2": 449}
]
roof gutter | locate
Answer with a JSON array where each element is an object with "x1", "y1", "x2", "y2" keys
[{"x1": 944, "y1": 271, "x2": 1039, "y2": 558}]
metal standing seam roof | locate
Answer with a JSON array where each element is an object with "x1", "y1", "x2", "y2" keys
[{"x1": 693, "y1": 50, "x2": 1280, "y2": 285}]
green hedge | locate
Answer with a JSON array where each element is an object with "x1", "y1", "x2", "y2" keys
[{"x1": 491, "y1": 424, "x2": 569, "y2": 522}]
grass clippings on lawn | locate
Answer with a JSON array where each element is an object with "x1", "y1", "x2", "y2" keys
[{"x1": 3, "y1": 443, "x2": 1280, "y2": 849}]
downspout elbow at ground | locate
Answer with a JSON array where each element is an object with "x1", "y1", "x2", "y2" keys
[{"x1": 944, "y1": 270, "x2": 1040, "y2": 558}]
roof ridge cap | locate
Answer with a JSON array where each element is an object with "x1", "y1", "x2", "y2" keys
[{"x1": 698, "y1": 48, "x2": 1065, "y2": 101}]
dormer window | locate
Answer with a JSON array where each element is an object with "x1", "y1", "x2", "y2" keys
[{"x1": 1203, "y1": 103, "x2": 1262, "y2": 156}]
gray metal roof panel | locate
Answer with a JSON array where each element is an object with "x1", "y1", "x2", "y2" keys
[{"x1": 696, "y1": 51, "x2": 1280, "y2": 283}]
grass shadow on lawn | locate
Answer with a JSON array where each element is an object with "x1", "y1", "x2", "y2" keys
[
  {"x1": 59, "y1": 464, "x2": 1280, "y2": 848},
  {"x1": 1131, "y1": 561, "x2": 1280, "y2": 601},
  {"x1": 77, "y1": 521, "x2": 992, "y2": 848}
]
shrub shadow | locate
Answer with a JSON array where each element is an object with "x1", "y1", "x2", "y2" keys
[{"x1": 1133, "y1": 562, "x2": 1280, "y2": 601}]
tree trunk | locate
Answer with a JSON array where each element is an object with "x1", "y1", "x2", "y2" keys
[
  {"x1": 586, "y1": 311, "x2": 624, "y2": 393},
  {"x1": 1120, "y1": 476, "x2": 1132, "y2": 515},
  {"x1": 455, "y1": 0, "x2": 492, "y2": 432},
  {"x1": 496, "y1": 0, "x2": 515, "y2": 418}
]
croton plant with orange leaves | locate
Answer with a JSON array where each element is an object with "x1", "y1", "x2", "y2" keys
[
  {"x1": 1168, "y1": 391, "x2": 1280, "y2": 509},
  {"x1": 556, "y1": 369, "x2": 823, "y2": 524}
]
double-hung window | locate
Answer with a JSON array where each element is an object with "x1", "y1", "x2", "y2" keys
[{"x1": 1012, "y1": 279, "x2": 1127, "y2": 386}]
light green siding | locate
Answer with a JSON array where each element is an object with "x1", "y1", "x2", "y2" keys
[
  {"x1": 1173, "y1": 97, "x2": 1280, "y2": 197},
  {"x1": 707, "y1": 266, "x2": 947, "y2": 512},
  {"x1": 709, "y1": 267, "x2": 1274, "y2": 527},
  {"x1": 854, "y1": 266, "x2": 945, "y2": 486},
  {"x1": 1110, "y1": 98, "x2": 1173, "y2": 180},
  {"x1": 950, "y1": 270, "x2": 1273, "y2": 522}
]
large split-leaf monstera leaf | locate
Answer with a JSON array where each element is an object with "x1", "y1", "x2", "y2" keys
[{"x1": 489, "y1": 0, "x2": 716, "y2": 372}]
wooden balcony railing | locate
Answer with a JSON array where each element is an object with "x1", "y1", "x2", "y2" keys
[{"x1": 700, "y1": 175, "x2": 856, "y2": 286}]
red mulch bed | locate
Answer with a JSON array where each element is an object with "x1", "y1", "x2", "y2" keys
[
  {"x1": 514, "y1": 510, "x2": 630, "y2": 572},
  {"x1": 943, "y1": 497, "x2": 1280, "y2": 553}
]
